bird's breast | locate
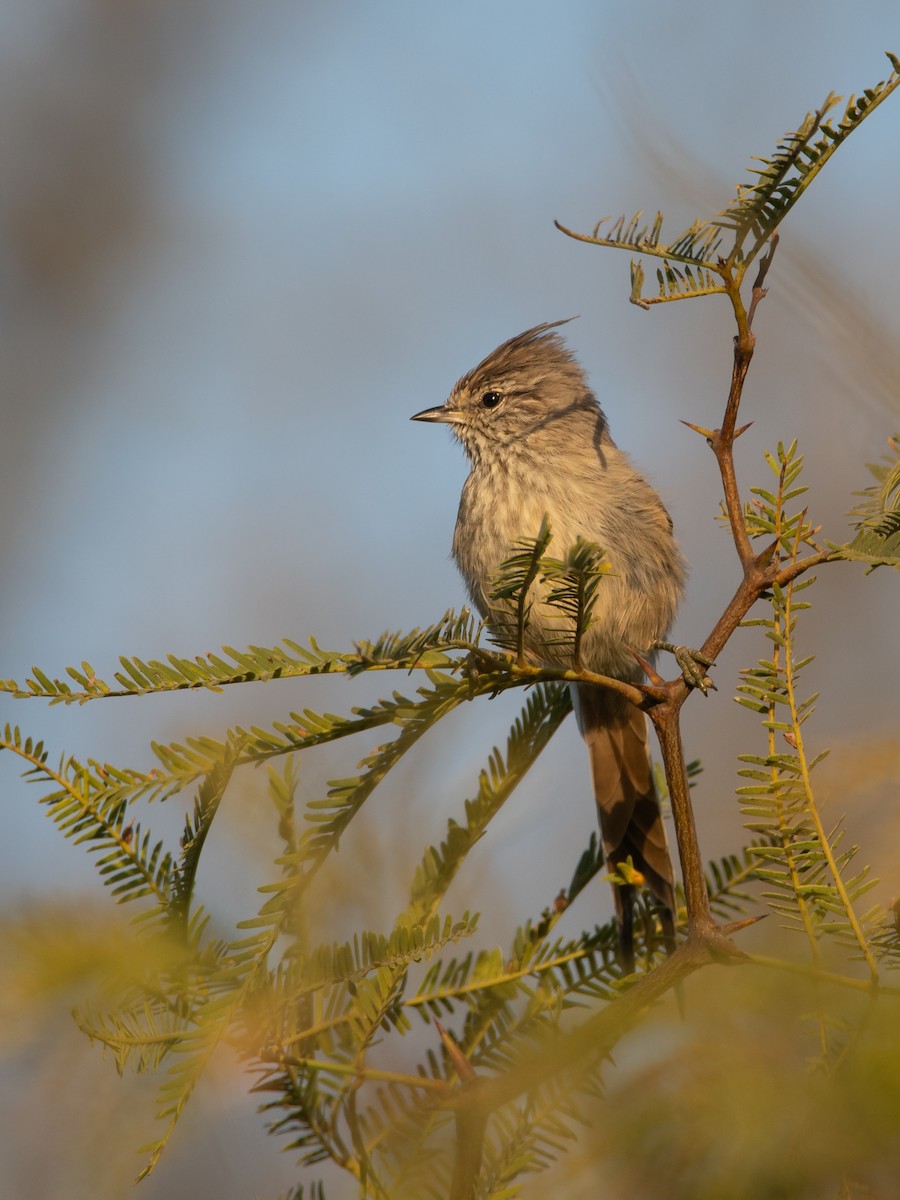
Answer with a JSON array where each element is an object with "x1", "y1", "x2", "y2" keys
[
  {"x1": 451, "y1": 450, "x2": 683, "y2": 676},
  {"x1": 452, "y1": 460, "x2": 579, "y2": 612}
]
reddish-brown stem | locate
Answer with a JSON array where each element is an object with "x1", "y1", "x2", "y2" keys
[
  {"x1": 690, "y1": 546, "x2": 835, "y2": 670},
  {"x1": 774, "y1": 548, "x2": 836, "y2": 586},
  {"x1": 747, "y1": 232, "x2": 779, "y2": 328},
  {"x1": 712, "y1": 344, "x2": 756, "y2": 568},
  {"x1": 642, "y1": 237, "x2": 793, "y2": 938},
  {"x1": 445, "y1": 261, "x2": 812, "y2": 1170},
  {"x1": 649, "y1": 697, "x2": 715, "y2": 934},
  {"x1": 698, "y1": 570, "x2": 765, "y2": 663},
  {"x1": 710, "y1": 235, "x2": 780, "y2": 571}
]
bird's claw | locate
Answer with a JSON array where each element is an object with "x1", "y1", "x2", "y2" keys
[{"x1": 654, "y1": 641, "x2": 717, "y2": 695}]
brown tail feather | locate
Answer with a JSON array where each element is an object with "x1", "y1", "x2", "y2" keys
[{"x1": 577, "y1": 685, "x2": 676, "y2": 968}]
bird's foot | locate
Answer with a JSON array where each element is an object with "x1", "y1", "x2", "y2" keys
[{"x1": 653, "y1": 641, "x2": 716, "y2": 695}]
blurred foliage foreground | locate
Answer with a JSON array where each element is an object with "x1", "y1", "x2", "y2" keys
[{"x1": 3, "y1": 53, "x2": 900, "y2": 1200}]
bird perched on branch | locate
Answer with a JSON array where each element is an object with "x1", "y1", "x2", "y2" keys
[{"x1": 412, "y1": 320, "x2": 685, "y2": 968}]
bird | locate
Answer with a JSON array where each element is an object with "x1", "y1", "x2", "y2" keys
[{"x1": 411, "y1": 319, "x2": 686, "y2": 969}]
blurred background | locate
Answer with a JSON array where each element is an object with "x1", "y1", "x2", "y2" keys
[{"x1": 1, "y1": 2, "x2": 899, "y2": 1196}]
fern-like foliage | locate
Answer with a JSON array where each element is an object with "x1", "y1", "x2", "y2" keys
[
  {"x1": 0, "y1": 635, "x2": 776, "y2": 1198},
  {"x1": 275, "y1": 1184, "x2": 326, "y2": 1200},
  {"x1": 4, "y1": 52, "x2": 900, "y2": 1200},
  {"x1": 0, "y1": 639, "x2": 350, "y2": 704},
  {"x1": 0, "y1": 724, "x2": 174, "y2": 916},
  {"x1": 486, "y1": 515, "x2": 554, "y2": 660},
  {"x1": 869, "y1": 899, "x2": 900, "y2": 971},
  {"x1": 538, "y1": 538, "x2": 611, "y2": 667},
  {"x1": 77, "y1": 1002, "x2": 189, "y2": 1076},
  {"x1": 0, "y1": 535, "x2": 618, "y2": 1185},
  {"x1": 0, "y1": 618, "x2": 482, "y2": 706},
  {"x1": 630, "y1": 256, "x2": 724, "y2": 308},
  {"x1": 0, "y1": 506, "x2": 780, "y2": 1196},
  {"x1": 486, "y1": 521, "x2": 611, "y2": 670},
  {"x1": 839, "y1": 432, "x2": 900, "y2": 569},
  {"x1": 721, "y1": 439, "x2": 821, "y2": 556},
  {"x1": 557, "y1": 53, "x2": 900, "y2": 306},
  {"x1": 403, "y1": 683, "x2": 573, "y2": 926},
  {"x1": 716, "y1": 59, "x2": 900, "y2": 257},
  {"x1": 735, "y1": 446, "x2": 881, "y2": 1008}
]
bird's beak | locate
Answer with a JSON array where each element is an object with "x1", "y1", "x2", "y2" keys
[{"x1": 410, "y1": 404, "x2": 462, "y2": 424}]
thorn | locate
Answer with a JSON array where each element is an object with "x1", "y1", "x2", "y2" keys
[
  {"x1": 723, "y1": 914, "x2": 767, "y2": 935},
  {"x1": 756, "y1": 540, "x2": 780, "y2": 569},
  {"x1": 629, "y1": 646, "x2": 663, "y2": 686},
  {"x1": 680, "y1": 419, "x2": 715, "y2": 440},
  {"x1": 734, "y1": 421, "x2": 754, "y2": 438},
  {"x1": 434, "y1": 1019, "x2": 477, "y2": 1083}
]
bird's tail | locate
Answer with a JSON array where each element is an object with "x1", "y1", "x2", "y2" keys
[{"x1": 576, "y1": 684, "x2": 676, "y2": 970}]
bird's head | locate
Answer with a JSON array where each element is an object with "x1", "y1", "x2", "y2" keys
[{"x1": 411, "y1": 319, "x2": 602, "y2": 464}]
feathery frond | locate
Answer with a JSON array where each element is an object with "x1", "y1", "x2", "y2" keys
[
  {"x1": 538, "y1": 539, "x2": 611, "y2": 667},
  {"x1": 77, "y1": 1002, "x2": 188, "y2": 1076},
  {"x1": 557, "y1": 53, "x2": 900, "y2": 307},
  {"x1": 735, "y1": 448, "x2": 880, "y2": 997},
  {"x1": 0, "y1": 724, "x2": 173, "y2": 916},
  {"x1": 403, "y1": 683, "x2": 572, "y2": 927},
  {"x1": 0, "y1": 612, "x2": 482, "y2": 706},
  {"x1": 716, "y1": 56, "x2": 900, "y2": 259},
  {"x1": 3, "y1": 51, "x2": 899, "y2": 1200},
  {"x1": 487, "y1": 515, "x2": 554, "y2": 660},
  {"x1": 724, "y1": 440, "x2": 819, "y2": 555},
  {"x1": 0, "y1": 638, "x2": 353, "y2": 704},
  {"x1": 839, "y1": 433, "x2": 900, "y2": 570}
]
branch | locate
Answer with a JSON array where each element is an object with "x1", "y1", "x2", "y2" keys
[{"x1": 649, "y1": 703, "x2": 714, "y2": 933}]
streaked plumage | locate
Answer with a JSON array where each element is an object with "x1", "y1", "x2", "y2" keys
[{"x1": 413, "y1": 320, "x2": 685, "y2": 967}]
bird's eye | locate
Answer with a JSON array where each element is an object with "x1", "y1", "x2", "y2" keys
[{"x1": 480, "y1": 391, "x2": 502, "y2": 409}]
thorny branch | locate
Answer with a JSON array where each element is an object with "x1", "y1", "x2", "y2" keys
[
  {"x1": 644, "y1": 233, "x2": 828, "y2": 942},
  {"x1": 443, "y1": 231, "x2": 853, "y2": 1191}
]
